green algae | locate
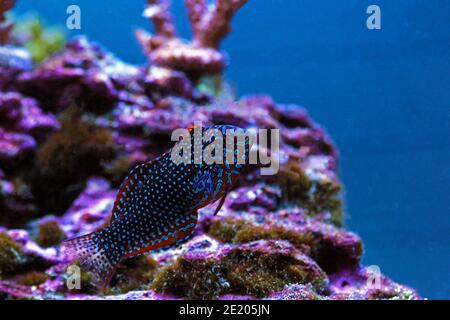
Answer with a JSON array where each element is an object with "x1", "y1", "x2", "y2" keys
[
  {"x1": 0, "y1": 232, "x2": 27, "y2": 278},
  {"x1": 197, "y1": 75, "x2": 236, "y2": 103},
  {"x1": 277, "y1": 160, "x2": 312, "y2": 200},
  {"x1": 152, "y1": 244, "x2": 328, "y2": 299},
  {"x1": 30, "y1": 107, "x2": 116, "y2": 215},
  {"x1": 36, "y1": 220, "x2": 65, "y2": 247},
  {"x1": 13, "y1": 15, "x2": 66, "y2": 63},
  {"x1": 206, "y1": 216, "x2": 363, "y2": 275},
  {"x1": 207, "y1": 217, "x2": 318, "y2": 253},
  {"x1": 277, "y1": 159, "x2": 344, "y2": 226},
  {"x1": 305, "y1": 179, "x2": 343, "y2": 227},
  {"x1": 67, "y1": 255, "x2": 158, "y2": 295},
  {"x1": 105, "y1": 255, "x2": 158, "y2": 295},
  {"x1": 17, "y1": 271, "x2": 50, "y2": 286}
]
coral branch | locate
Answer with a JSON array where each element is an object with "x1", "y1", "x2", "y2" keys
[
  {"x1": 0, "y1": 0, "x2": 15, "y2": 45},
  {"x1": 185, "y1": 0, "x2": 207, "y2": 39},
  {"x1": 194, "y1": 0, "x2": 248, "y2": 49},
  {"x1": 136, "y1": 0, "x2": 248, "y2": 80},
  {"x1": 143, "y1": 0, "x2": 176, "y2": 38}
]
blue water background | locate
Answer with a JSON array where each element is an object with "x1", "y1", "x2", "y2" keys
[{"x1": 15, "y1": 0, "x2": 450, "y2": 299}]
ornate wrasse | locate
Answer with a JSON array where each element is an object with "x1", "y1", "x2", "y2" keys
[{"x1": 62, "y1": 125, "x2": 254, "y2": 287}]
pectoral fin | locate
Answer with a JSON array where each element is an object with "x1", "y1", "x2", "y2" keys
[{"x1": 213, "y1": 192, "x2": 227, "y2": 216}]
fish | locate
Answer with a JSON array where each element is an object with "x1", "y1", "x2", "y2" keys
[{"x1": 62, "y1": 124, "x2": 254, "y2": 287}]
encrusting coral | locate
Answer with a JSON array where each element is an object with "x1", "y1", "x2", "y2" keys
[{"x1": 136, "y1": 0, "x2": 248, "y2": 80}]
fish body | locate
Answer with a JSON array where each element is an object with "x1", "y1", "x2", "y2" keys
[{"x1": 63, "y1": 125, "x2": 253, "y2": 287}]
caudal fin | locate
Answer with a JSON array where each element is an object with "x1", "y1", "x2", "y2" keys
[{"x1": 62, "y1": 232, "x2": 119, "y2": 288}]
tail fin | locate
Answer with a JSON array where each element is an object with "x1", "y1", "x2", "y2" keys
[{"x1": 62, "y1": 232, "x2": 119, "y2": 288}]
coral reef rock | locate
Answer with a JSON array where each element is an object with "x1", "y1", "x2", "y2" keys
[
  {"x1": 0, "y1": 17, "x2": 420, "y2": 299},
  {"x1": 136, "y1": 0, "x2": 248, "y2": 80}
]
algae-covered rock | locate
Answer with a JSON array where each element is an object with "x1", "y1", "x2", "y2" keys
[
  {"x1": 0, "y1": 229, "x2": 60, "y2": 280},
  {"x1": 36, "y1": 220, "x2": 66, "y2": 248},
  {"x1": 0, "y1": 25, "x2": 420, "y2": 299},
  {"x1": 266, "y1": 284, "x2": 322, "y2": 300},
  {"x1": 29, "y1": 107, "x2": 116, "y2": 215},
  {"x1": 205, "y1": 201, "x2": 362, "y2": 274},
  {"x1": 17, "y1": 271, "x2": 50, "y2": 286},
  {"x1": 152, "y1": 237, "x2": 328, "y2": 299},
  {"x1": 0, "y1": 232, "x2": 27, "y2": 277},
  {"x1": 278, "y1": 156, "x2": 343, "y2": 226},
  {"x1": 106, "y1": 255, "x2": 158, "y2": 295}
]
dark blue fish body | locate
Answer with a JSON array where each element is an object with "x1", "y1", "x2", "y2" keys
[{"x1": 63, "y1": 125, "x2": 253, "y2": 286}]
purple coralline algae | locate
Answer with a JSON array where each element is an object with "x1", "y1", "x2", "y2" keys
[{"x1": 0, "y1": 1, "x2": 420, "y2": 300}]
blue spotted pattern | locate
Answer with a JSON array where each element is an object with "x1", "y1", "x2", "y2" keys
[{"x1": 63, "y1": 125, "x2": 253, "y2": 287}]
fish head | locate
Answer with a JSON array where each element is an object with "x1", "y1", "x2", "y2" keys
[
  {"x1": 204, "y1": 125, "x2": 255, "y2": 189},
  {"x1": 191, "y1": 125, "x2": 255, "y2": 205}
]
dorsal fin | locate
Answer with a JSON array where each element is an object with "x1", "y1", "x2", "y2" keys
[{"x1": 110, "y1": 159, "x2": 158, "y2": 222}]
